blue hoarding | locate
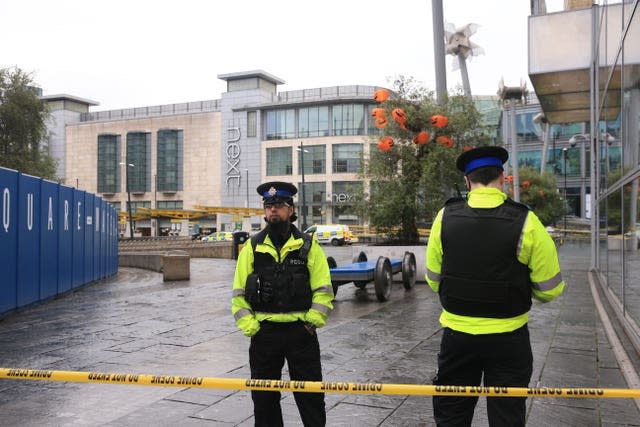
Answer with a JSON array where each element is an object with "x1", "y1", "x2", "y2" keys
[
  {"x1": 0, "y1": 168, "x2": 18, "y2": 313},
  {"x1": 84, "y1": 193, "x2": 94, "y2": 284},
  {"x1": 58, "y1": 185, "x2": 74, "y2": 294},
  {"x1": 72, "y1": 190, "x2": 85, "y2": 289},
  {"x1": 17, "y1": 174, "x2": 41, "y2": 307},
  {"x1": 0, "y1": 167, "x2": 118, "y2": 316},
  {"x1": 39, "y1": 180, "x2": 59, "y2": 300}
]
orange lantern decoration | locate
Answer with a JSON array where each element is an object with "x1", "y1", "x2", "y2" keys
[
  {"x1": 413, "y1": 130, "x2": 430, "y2": 145},
  {"x1": 463, "y1": 145, "x2": 473, "y2": 152},
  {"x1": 371, "y1": 108, "x2": 388, "y2": 129},
  {"x1": 539, "y1": 190, "x2": 545, "y2": 197},
  {"x1": 431, "y1": 115, "x2": 449, "y2": 127},
  {"x1": 373, "y1": 89, "x2": 389, "y2": 103},
  {"x1": 507, "y1": 175, "x2": 514, "y2": 184},
  {"x1": 436, "y1": 135, "x2": 454, "y2": 148},
  {"x1": 378, "y1": 136, "x2": 394, "y2": 152},
  {"x1": 371, "y1": 108, "x2": 385, "y2": 118},
  {"x1": 391, "y1": 108, "x2": 407, "y2": 130},
  {"x1": 521, "y1": 180, "x2": 531, "y2": 189}
]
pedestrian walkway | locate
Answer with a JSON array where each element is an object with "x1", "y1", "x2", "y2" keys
[{"x1": 0, "y1": 243, "x2": 638, "y2": 426}]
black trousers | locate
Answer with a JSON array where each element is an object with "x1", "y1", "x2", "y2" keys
[
  {"x1": 432, "y1": 325, "x2": 533, "y2": 427},
  {"x1": 249, "y1": 321, "x2": 325, "y2": 427}
]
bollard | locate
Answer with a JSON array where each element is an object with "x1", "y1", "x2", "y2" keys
[
  {"x1": 232, "y1": 231, "x2": 250, "y2": 260},
  {"x1": 162, "y1": 250, "x2": 190, "y2": 281}
]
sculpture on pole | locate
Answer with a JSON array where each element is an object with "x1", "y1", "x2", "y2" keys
[{"x1": 445, "y1": 22, "x2": 485, "y2": 99}]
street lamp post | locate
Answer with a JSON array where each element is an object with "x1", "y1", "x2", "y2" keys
[
  {"x1": 562, "y1": 148, "x2": 568, "y2": 237},
  {"x1": 297, "y1": 142, "x2": 310, "y2": 230},
  {"x1": 244, "y1": 169, "x2": 249, "y2": 208},
  {"x1": 319, "y1": 190, "x2": 325, "y2": 224},
  {"x1": 120, "y1": 162, "x2": 135, "y2": 240}
]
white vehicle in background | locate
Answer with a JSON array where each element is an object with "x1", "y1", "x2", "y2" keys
[{"x1": 304, "y1": 224, "x2": 354, "y2": 246}]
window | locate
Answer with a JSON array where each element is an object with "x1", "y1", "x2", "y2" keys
[
  {"x1": 108, "y1": 201, "x2": 121, "y2": 212},
  {"x1": 265, "y1": 109, "x2": 295, "y2": 140},
  {"x1": 297, "y1": 182, "x2": 327, "y2": 225},
  {"x1": 299, "y1": 106, "x2": 329, "y2": 137},
  {"x1": 266, "y1": 147, "x2": 293, "y2": 176},
  {"x1": 126, "y1": 132, "x2": 150, "y2": 193},
  {"x1": 332, "y1": 143, "x2": 362, "y2": 173},
  {"x1": 247, "y1": 111, "x2": 257, "y2": 138},
  {"x1": 332, "y1": 104, "x2": 365, "y2": 136},
  {"x1": 97, "y1": 134, "x2": 120, "y2": 193},
  {"x1": 127, "y1": 201, "x2": 151, "y2": 214},
  {"x1": 157, "y1": 200, "x2": 183, "y2": 210},
  {"x1": 331, "y1": 181, "x2": 362, "y2": 225},
  {"x1": 298, "y1": 145, "x2": 325, "y2": 175},
  {"x1": 157, "y1": 129, "x2": 183, "y2": 192}
]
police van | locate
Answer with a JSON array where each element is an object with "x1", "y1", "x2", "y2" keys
[{"x1": 304, "y1": 224, "x2": 354, "y2": 246}]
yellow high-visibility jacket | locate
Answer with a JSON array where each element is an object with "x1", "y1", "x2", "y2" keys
[
  {"x1": 426, "y1": 187, "x2": 565, "y2": 335},
  {"x1": 231, "y1": 232, "x2": 334, "y2": 337}
]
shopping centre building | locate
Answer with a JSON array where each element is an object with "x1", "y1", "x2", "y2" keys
[{"x1": 46, "y1": 71, "x2": 385, "y2": 236}]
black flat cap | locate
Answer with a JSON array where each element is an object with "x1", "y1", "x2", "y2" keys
[
  {"x1": 256, "y1": 181, "x2": 298, "y2": 203},
  {"x1": 456, "y1": 146, "x2": 509, "y2": 175}
]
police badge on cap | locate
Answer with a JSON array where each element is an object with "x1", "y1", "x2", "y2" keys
[
  {"x1": 456, "y1": 146, "x2": 509, "y2": 175},
  {"x1": 256, "y1": 181, "x2": 298, "y2": 204}
]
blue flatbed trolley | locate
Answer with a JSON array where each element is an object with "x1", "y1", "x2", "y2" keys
[{"x1": 327, "y1": 251, "x2": 417, "y2": 302}]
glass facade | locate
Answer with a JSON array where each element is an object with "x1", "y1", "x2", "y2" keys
[
  {"x1": 331, "y1": 181, "x2": 362, "y2": 224},
  {"x1": 126, "y1": 132, "x2": 151, "y2": 193},
  {"x1": 157, "y1": 200, "x2": 183, "y2": 209},
  {"x1": 266, "y1": 146, "x2": 292, "y2": 175},
  {"x1": 299, "y1": 107, "x2": 329, "y2": 137},
  {"x1": 332, "y1": 104, "x2": 365, "y2": 136},
  {"x1": 265, "y1": 104, "x2": 375, "y2": 140},
  {"x1": 97, "y1": 134, "x2": 120, "y2": 193},
  {"x1": 593, "y1": 3, "x2": 640, "y2": 342},
  {"x1": 298, "y1": 145, "x2": 325, "y2": 175},
  {"x1": 265, "y1": 109, "x2": 295, "y2": 140},
  {"x1": 298, "y1": 181, "x2": 327, "y2": 225},
  {"x1": 156, "y1": 129, "x2": 183, "y2": 192},
  {"x1": 332, "y1": 143, "x2": 362, "y2": 173},
  {"x1": 128, "y1": 200, "x2": 151, "y2": 214}
]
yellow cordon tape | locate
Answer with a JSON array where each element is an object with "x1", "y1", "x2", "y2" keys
[{"x1": 2, "y1": 368, "x2": 640, "y2": 399}]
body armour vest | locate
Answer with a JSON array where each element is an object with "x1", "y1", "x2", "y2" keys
[
  {"x1": 248, "y1": 228, "x2": 312, "y2": 313},
  {"x1": 440, "y1": 197, "x2": 532, "y2": 318}
]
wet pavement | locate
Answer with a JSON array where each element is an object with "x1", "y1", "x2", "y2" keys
[{"x1": 1, "y1": 243, "x2": 639, "y2": 426}]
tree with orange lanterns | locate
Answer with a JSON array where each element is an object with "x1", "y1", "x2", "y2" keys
[
  {"x1": 505, "y1": 167, "x2": 564, "y2": 226},
  {"x1": 354, "y1": 77, "x2": 491, "y2": 244}
]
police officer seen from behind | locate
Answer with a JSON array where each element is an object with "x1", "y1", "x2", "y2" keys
[
  {"x1": 231, "y1": 181, "x2": 334, "y2": 427},
  {"x1": 426, "y1": 146, "x2": 565, "y2": 427}
]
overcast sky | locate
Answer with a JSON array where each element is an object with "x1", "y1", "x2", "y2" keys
[{"x1": 3, "y1": 0, "x2": 565, "y2": 111}]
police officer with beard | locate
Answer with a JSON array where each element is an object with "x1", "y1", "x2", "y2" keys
[
  {"x1": 231, "y1": 181, "x2": 334, "y2": 427},
  {"x1": 426, "y1": 146, "x2": 565, "y2": 427}
]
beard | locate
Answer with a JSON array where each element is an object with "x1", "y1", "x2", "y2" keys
[{"x1": 266, "y1": 217, "x2": 290, "y2": 235}]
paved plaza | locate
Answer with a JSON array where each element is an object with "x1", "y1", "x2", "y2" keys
[{"x1": 0, "y1": 243, "x2": 639, "y2": 426}]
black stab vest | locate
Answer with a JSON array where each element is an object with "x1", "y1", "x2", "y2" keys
[
  {"x1": 439, "y1": 197, "x2": 532, "y2": 318},
  {"x1": 248, "y1": 227, "x2": 312, "y2": 313}
]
